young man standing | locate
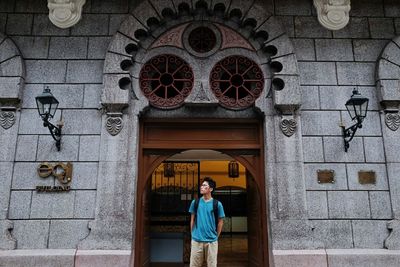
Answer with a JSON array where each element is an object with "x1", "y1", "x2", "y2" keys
[{"x1": 189, "y1": 177, "x2": 225, "y2": 267}]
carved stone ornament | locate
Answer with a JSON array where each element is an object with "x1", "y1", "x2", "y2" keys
[
  {"x1": 313, "y1": 0, "x2": 351, "y2": 30},
  {"x1": 48, "y1": 0, "x2": 86, "y2": 29},
  {"x1": 280, "y1": 118, "x2": 297, "y2": 137},
  {"x1": 106, "y1": 113, "x2": 123, "y2": 136},
  {"x1": 385, "y1": 112, "x2": 400, "y2": 131},
  {"x1": 0, "y1": 111, "x2": 16, "y2": 129}
]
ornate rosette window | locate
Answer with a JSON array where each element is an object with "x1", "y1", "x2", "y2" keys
[
  {"x1": 210, "y1": 56, "x2": 264, "y2": 110},
  {"x1": 139, "y1": 54, "x2": 194, "y2": 109}
]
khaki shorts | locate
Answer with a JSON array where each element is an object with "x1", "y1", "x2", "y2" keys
[{"x1": 189, "y1": 240, "x2": 218, "y2": 267}]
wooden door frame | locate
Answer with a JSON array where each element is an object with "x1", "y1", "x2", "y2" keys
[{"x1": 132, "y1": 118, "x2": 269, "y2": 267}]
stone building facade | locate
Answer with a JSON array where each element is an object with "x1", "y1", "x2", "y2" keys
[{"x1": 1, "y1": 0, "x2": 400, "y2": 266}]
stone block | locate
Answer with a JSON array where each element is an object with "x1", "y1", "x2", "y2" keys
[
  {"x1": 381, "y1": 117, "x2": 400, "y2": 162},
  {"x1": 351, "y1": 0, "x2": 384, "y2": 16},
  {"x1": 0, "y1": 56, "x2": 23, "y2": 77},
  {"x1": 91, "y1": 0, "x2": 128, "y2": 13},
  {"x1": 298, "y1": 62, "x2": 337, "y2": 85},
  {"x1": 12, "y1": 220, "x2": 49, "y2": 249},
  {"x1": 323, "y1": 137, "x2": 365, "y2": 163},
  {"x1": 36, "y1": 135, "x2": 79, "y2": 162},
  {"x1": 9, "y1": 191, "x2": 32, "y2": 219},
  {"x1": 387, "y1": 163, "x2": 400, "y2": 218},
  {"x1": 33, "y1": 14, "x2": 70, "y2": 36},
  {"x1": 88, "y1": 37, "x2": 112, "y2": 59},
  {"x1": 12, "y1": 162, "x2": 54, "y2": 190},
  {"x1": 62, "y1": 110, "x2": 101, "y2": 135},
  {"x1": 22, "y1": 84, "x2": 85, "y2": 109},
  {"x1": 333, "y1": 17, "x2": 369, "y2": 38},
  {"x1": 71, "y1": 163, "x2": 98, "y2": 190},
  {"x1": 0, "y1": 249, "x2": 76, "y2": 266},
  {"x1": 103, "y1": 52, "x2": 131, "y2": 74},
  {"x1": 275, "y1": 162, "x2": 307, "y2": 219},
  {"x1": 0, "y1": 0, "x2": 14, "y2": 12},
  {"x1": 302, "y1": 137, "x2": 324, "y2": 162},
  {"x1": 71, "y1": 14, "x2": 109, "y2": 36},
  {"x1": 347, "y1": 164, "x2": 388, "y2": 190},
  {"x1": 369, "y1": 18, "x2": 396, "y2": 39},
  {"x1": 99, "y1": 116, "x2": 130, "y2": 162},
  {"x1": 0, "y1": 77, "x2": 23, "y2": 100},
  {"x1": 352, "y1": 220, "x2": 389, "y2": 248},
  {"x1": 6, "y1": 14, "x2": 32, "y2": 35},
  {"x1": 75, "y1": 250, "x2": 131, "y2": 267},
  {"x1": 273, "y1": 250, "x2": 327, "y2": 267},
  {"x1": 327, "y1": 249, "x2": 400, "y2": 267},
  {"x1": 396, "y1": 19, "x2": 400, "y2": 35},
  {"x1": 301, "y1": 111, "x2": 342, "y2": 136},
  {"x1": 25, "y1": 60, "x2": 67, "y2": 83},
  {"x1": 0, "y1": 112, "x2": 18, "y2": 162},
  {"x1": 279, "y1": 16, "x2": 295, "y2": 38},
  {"x1": 272, "y1": 75, "x2": 301, "y2": 110},
  {"x1": 353, "y1": 40, "x2": 388, "y2": 62},
  {"x1": 337, "y1": 62, "x2": 375, "y2": 86},
  {"x1": 49, "y1": 37, "x2": 88, "y2": 59},
  {"x1": 0, "y1": 163, "x2": 13, "y2": 219},
  {"x1": 292, "y1": 39, "x2": 315, "y2": 61},
  {"x1": 312, "y1": 220, "x2": 353, "y2": 248},
  {"x1": 370, "y1": 191, "x2": 393, "y2": 219},
  {"x1": 315, "y1": 39, "x2": 353, "y2": 61},
  {"x1": 271, "y1": 219, "x2": 320, "y2": 249},
  {"x1": 66, "y1": 60, "x2": 103, "y2": 83},
  {"x1": 0, "y1": 13, "x2": 6, "y2": 32},
  {"x1": 307, "y1": 191, "x2": 328, "y2": 219},
  {"x1": 74, "y1": 190, "x2": 96, "y2": 218},
  {"x1": 30, "y1": 191, "x2": 75, "y2": 219},
  {"x1": 48, "y1": 220, "x2": 90, "y2": 248},
  {"x1": 79, "y1": 135, "x2": 100, "y2": 162},
  {"x1": 385, "y1": 0, "x2": 400, "y2": 17},
  {"x1": 11, "y1": 36, "x2": 49, "y2": 59},
  {"x1": 274, "y1": 116, "x2": 303, "y2": 163},
  {"x1": 295, "y1": 16, "x2": 332, "y2": 38},
  {"x1": 15, "y1": 135, "x2": 38, "y2": 162},
  {"x1": 304, "y1": 163, "x2": 348, "y2": 190},
  {"x1": 83, "y1": 84, "x2": 102, "y2": 108},
  {"x1": 0, "y1": 37, "x2": 19, "y2": 62},
  {"x1": 300, "y1": 86, "x2": 319, "y2": 110},
  {"x1": 328, "y1": 191, "x2": 370, "y2": 219},
  {"x1": 275, "y1": 0, "x2": 311, "y2": 15},
  {"x1": 15, "y1": 0, "x2": 47, "y2": 12},
  {"x1": 109, "y1": 15, "x2": 128, "y2": 35}
]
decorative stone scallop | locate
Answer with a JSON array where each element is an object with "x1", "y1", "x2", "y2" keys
[
  {"x1": 313, "y1": 0, "x2": 350, "y2": 30},
  {"x1": 385, "y1": 112, "x2": 400, "y2": 131},
  {"x1": 280, "y1": 117, "x2": 297, "y2": 137},
  {"x1": 106, "y1": 113, "x2": 123, "y2": 136},
  {"x1": 0, "y1": 110, "x2": 16, "y2": 129},
  {"x1": 47, "y1": 0, "x2": 86, "y2": 29}
]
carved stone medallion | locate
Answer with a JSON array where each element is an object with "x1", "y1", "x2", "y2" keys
[
  {"x1": 0, "y1": 111, "x2": 16, "y2": 129},
  {"x1": 280, "y1": 118, "x2": 297, "y2": 137},
  {"x1": 106, "y1": 114, "x2": 123, "y2": 136},
  {"x1": 385, "y1": 113, "x2": 400, "y2": 131}
]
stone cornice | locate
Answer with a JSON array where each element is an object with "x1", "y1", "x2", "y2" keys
[
  {"x1": 47, "y1": 0, "x2": 86, "y2": 29},
  {"x1": 313, "y1": 0, "x2": 351, "y2": 30}
]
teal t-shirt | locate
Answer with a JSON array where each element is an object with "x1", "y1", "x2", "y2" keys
[{"x1": 189, "y1": 197, "x2": 225, "y2": 242}]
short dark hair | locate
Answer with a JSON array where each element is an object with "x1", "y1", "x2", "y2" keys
[{"x1": 203, "y1": 177, "x2": 216, "y2": 191}]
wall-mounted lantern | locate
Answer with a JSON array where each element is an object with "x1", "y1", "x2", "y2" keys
[
  {"x1": 341, "y1": 89, "x2": 369, "y2": 152},
  {"x1": 228, "y1": 160, "x2": 239, "y2": 178},
  {"x1": 35, "y1": 86, "x2": 63, "y2": 151}
]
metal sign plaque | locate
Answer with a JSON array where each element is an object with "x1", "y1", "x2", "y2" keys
[
  {"x1": 358, "y1": 171, "x2": 376, "y2": 184},
  {"x1": 36, "y1": 162, "x2": 73, "y2": 192},
  {"x1": 317, "y1": 169, "x2": 335, "y2": 184}
]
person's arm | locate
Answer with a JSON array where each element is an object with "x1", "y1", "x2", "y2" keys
[
  {"x1": 217, "y1": 218, "x2": 223, "y2": 238},
  {"x1": 190, "y1": 214, "x2": 195, "y2": 232}
]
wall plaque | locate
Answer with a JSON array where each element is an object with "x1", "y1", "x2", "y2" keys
[
  {"x1": 36, "y1": 162, "x2": 73, "y2": 192},
  {"x1": 317, "y1": 169, "x2": 335, "y2": 184},
  {"x1": 358, "y1": 170, "x2": 376, "y2": 184}
]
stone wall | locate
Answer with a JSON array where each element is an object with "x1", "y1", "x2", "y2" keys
[{"x1": 0, "y1": 0, "x2": 399, "y2": 254}]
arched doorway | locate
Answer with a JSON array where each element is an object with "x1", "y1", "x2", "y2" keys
[{"x1": 132, "y1": 118, "x2": 268, "y2": 267}]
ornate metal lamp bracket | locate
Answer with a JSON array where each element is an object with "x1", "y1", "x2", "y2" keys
[
  {"x1": 48, "y1": 0, "x2": 86, "y2": 28},
  {"x1": 313, "y1": 0, "x2": 351, "y2": 30}
]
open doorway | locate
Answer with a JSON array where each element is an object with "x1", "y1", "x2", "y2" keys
[{"x1": 133, "y1": 119, "x2": 268, "y2": 267}]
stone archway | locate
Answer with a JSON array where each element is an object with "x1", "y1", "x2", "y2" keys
[{"x1": 80, "y1": 0, "x2": 309, "y2": 262}]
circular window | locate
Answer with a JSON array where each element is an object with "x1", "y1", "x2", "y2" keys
[
  {"x1": 188, "y1": 27, "x2": 217, "y2": 53},
  {"x1": 139, "y1": 54, "x2": 194, "y2": 109},
  {"x1": 210, "y1": 56, "x2": 264, "y2": 110}
]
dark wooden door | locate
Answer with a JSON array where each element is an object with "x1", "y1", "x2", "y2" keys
[
  {"x1": 247, "y1": 170, "x2": 262, "y2": 267},
  {"x1": 141, "y1": 178, "x2": 151, "y2": 267}
]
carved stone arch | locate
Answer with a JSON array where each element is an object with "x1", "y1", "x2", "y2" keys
[
  {"x1": 101, "y1": 0, "x2": 301, "y2": 115},
  {"x1": 0, "y1": 32, "x2": 25, "y2": 130},
  {"x1": 376, "y1": 36, "x2": 400, "y2": 131}
]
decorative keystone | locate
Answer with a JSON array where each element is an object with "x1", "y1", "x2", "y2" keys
[
  {"x1": 385, "y1": 220, "x2": 400, "y2": 250},
  {"x1": 313, "y1": 0, "x2": 351, "y2": 30},
  {"x1": 48, "y1": 0, "x2": 86, "y2": 28}
]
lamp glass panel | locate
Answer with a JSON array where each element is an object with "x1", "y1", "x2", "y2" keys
[
  {"x1": 360, "y1": 100, "x2": 368, "y2": 118},
  {"x1": 346, "y1": 102, "x2": 357, "y2": 120}
]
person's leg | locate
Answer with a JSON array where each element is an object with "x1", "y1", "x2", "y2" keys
[
  {"x1": 205, "y1": 241, "x2": 218, "y2": 267},
  {"x1": 190, "y1": 240, "x2": 204, "y2": 267}
]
